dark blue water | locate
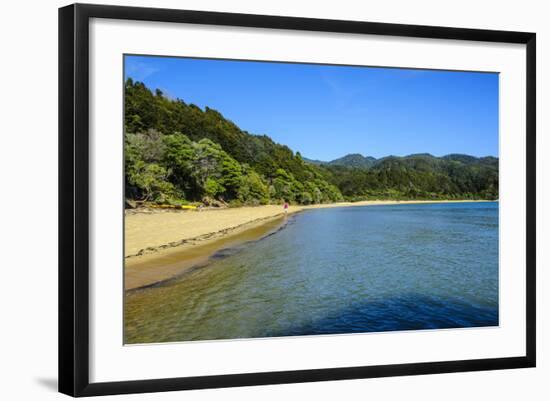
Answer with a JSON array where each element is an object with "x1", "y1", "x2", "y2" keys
[{"x1": 125, "y1": 202, "x2": 499, "y2": 343}]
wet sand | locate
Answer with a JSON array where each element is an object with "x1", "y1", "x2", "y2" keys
[
  {"x1": 125, "y1": 200, "x2": 489, "y2": 290},
  {"x1": 125, "y1": 215, "x2": 288, "y2": 291}
]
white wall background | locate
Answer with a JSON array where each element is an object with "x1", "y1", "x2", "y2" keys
[{"x1": 0, "y1": 0, "x2": 547, "y2": 399}]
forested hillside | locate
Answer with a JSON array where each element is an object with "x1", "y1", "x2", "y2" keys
[
  {"x1": 124, "y1": 79, "x2": 342, "y2": 206},
  {"x1": 124, "y1": 79, "x2": 499, "y2": 206},
  {"x1": 319, "y1": 154, "x2": 498, "y2": 201}
]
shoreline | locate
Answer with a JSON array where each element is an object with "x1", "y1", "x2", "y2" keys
[{"x1": 125, "y1": 199, "x2": 494, "y2": 291}]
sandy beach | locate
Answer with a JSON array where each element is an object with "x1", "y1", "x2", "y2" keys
[{"x1": 125, "y1": 200, "x2": 489, "y2": 290}]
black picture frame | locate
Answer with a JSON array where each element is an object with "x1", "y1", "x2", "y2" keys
[{"x1": 59, "y1": 3, "x2": 536, "y2": 397}]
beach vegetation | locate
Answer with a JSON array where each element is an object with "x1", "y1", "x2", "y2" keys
[{"x1": 124, "y1": 79, "x2": 499, "y2": 207}]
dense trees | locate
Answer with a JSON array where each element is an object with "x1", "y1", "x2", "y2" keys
[
  {"x1": 124, "y1": 79, "x2": 498, "y2": 206},
  {"x1": 318, "y1": 154, "x2": 499, "y2": 200},
  {"x1": 125, "y1": 130, "x2": 273, "y2": 205},
  {"x1": 124, "y1": 79, "x2": 342, "y2": 205}
]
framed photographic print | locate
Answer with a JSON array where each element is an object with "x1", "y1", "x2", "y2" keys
[{"x1": 58, "y1": 3, "x2": 536, "y2": 397}]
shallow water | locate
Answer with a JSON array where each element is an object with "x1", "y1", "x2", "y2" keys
[{"x1": 124, "y1": 202, "x2": 498, "y2": 344}]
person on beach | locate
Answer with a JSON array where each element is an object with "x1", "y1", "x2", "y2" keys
[{"x1": 283, "y1": 201, "x2": 289, "y2": 214}]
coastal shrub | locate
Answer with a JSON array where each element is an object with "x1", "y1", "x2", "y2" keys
[
  {"x1": 299, "y1": 191, "x2": 313, "y2": 205},
  {"x1": 238, "y1": 169, "x2": 270, "y2": 205},
  {"x1": 204, "y1": 177, "x2": 225, "y2": 198},
  {"x1": 126, "y1": 162, "x2": 175, "y2": 202}
]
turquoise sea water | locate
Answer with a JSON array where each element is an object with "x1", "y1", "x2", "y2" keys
[{"x1": 125, "y1": 202, "x2": 499, "y2": 344}]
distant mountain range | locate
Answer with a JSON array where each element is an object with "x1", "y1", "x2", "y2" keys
[
  {"x1": 304, "y1": 153, "x2": 498, "y2": 169},
  {"x1": 305, "y1": 152, "x2": 498, "y2": 200}
]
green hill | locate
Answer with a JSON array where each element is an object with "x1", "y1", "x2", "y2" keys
[
  {"x1": 328, "y1": 154, "x2": 377, "y2": 168},
  {"x1": 124, "y1": 79, "x2": 342, "y2": 206},
  {"x1": 320, "y1": 153, "x2": 498, "y2": 200},
  {"x1": 124, "y1": 79, "x2": 498, "y2": 206}
]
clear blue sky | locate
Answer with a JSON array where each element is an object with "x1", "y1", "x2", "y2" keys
[{"x1": 125, "y1": 55, "x2": 499, "y2": 160}]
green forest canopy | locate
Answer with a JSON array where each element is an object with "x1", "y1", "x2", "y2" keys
[{"x1": 124, "y1": 79, "x2": 499, "y2": 206}]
